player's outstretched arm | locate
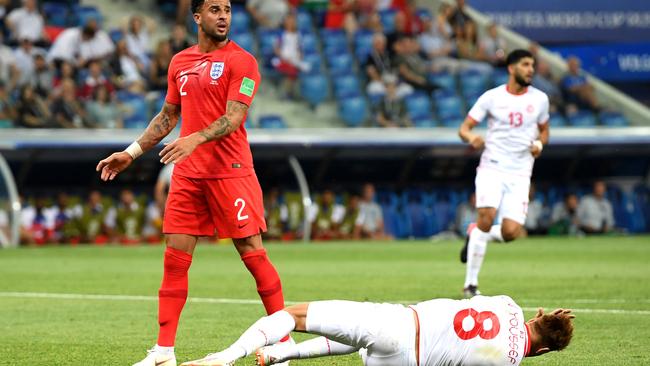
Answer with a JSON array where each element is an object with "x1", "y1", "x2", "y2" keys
[
  {"x1": 159, "y1": 100, "x2": 248, "y2": 165},
  {"x1": 96, "y1": 102, "x2": 180, "y2": 181}
]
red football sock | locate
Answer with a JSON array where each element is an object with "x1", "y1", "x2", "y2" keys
[
  {"x1": 157, "y1": 247, "x2": 192, "y2": 347},
  {"x1": 241, "y1": 248, "x2": 288, "y2": 341}
]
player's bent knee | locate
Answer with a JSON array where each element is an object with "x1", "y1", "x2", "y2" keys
[{"x1": 502, "y1": 227, "x2": 520, "y2": 242}]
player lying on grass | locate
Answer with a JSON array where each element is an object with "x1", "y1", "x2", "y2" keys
[{"x1": 181, "y1": 295, "x2": 574, "y2": 366}]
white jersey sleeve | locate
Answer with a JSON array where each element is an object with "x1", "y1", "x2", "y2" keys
[
  {"x1": 413, "y1": 295, "x2": 529, "y2": 366},
  {"x1": 467, "y1": 91, "x2": 493, "y2": 123}
]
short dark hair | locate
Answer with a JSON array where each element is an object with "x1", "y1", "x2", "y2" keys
[
  {"x1": 534, "y1": 312, "x2": 574, "y2": 352},
  {"x1": 506, "y1": 49, "x2": 534, "y2": 66},
  {"x1": 191, "y1": 0, "x2": 205, "y2": 13}
]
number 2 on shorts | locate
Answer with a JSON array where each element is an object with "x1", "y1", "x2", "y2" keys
[{"x1": 235, "y1": 198, "x2": 249, "y2": 221}]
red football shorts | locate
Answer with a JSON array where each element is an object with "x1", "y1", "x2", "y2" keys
[{"x1": 163, "y1": 173, "x2": 267, "y2": 239}]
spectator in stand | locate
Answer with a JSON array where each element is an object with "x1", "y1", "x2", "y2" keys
[
  {"x1": 0, "y1": 33, "x2": 20, "y2": 93},
  {"x1": 52, "y1": 61, "x2": 77, "y2": 90},
  {"x1": 338, "y1": 194, "x2": 360, "y2": 239},
  {"x1": 366, "y1": 33, "x2": 412, "y2": 98},
  {"x1": 0, "y1": 81, "x2": 16, "y2": 125},
  {"x1": 31, "y1": 53, "x2": 54, "y2": 98},
  {"x1": 480, "y1": 22, "x2": 506, "y2": 66},
  {"x1": 273, "y1": 13, "x2": 310, "y2": 99},
  {"x1": 247, "y1": 0, "x2": 290, "y2": 29},
  {"x1": 524, "y1": 184, "x2": 549, "y2": 236},
  {"x1": 125, "y1": 15, "x2": 152, "y2": 70},
  {"x1": 455, "y1": 20, "x2": 492, "y2": 73},
  {"x1": 577, "y1": 181, "x2": 615, "y2": 235},
  {"x1": 149, "y1": 40, "x2": 173, "y2": 92},
  {"x1": 0, "y1": 0, "x2": 8, "y2": 36},
  {"x1": 154, "y1": 163, "x2": 174, "y2": 215},
  {"x1": 110, "y1": 39, "x2": 146, "y2": 92},
  {"x1": 529, "y1": 43, "x2": 562, "y2": 113},
  {"x1": 20, "y1": 196, "x2": 52, "y2": 245},
  {"x1": 142, "y1": 199, "x2": 163, "y2": 243},
  {"x1": 47, "y1": 18, "x2": 115, "y2": 67},
  {"x1": 169, "y1": 24, "x2": 191, "y2": 55},
  {"x1": 354, "y1": 183, "x2": 390, "y2": 239},
  {"x1": 375, "y1": 73, "x2": 411, "y2": 127},
  {"x1": 79, "y1": 60, "x2": 114, "y2": 99},
  {"x1": 360, "y1": 11, "x2": 383, "y2": 33},
  {"x1": 394, "y1": 36, "x2": 438, "y2": 93},
  {"x1": 14, "y1": 38, "x2": 45, "y2": 87},
  {"x1": 86, "y1": 84, "x2": 122, "y2": 128},
  {"x1": 263, "y1": 188, "x2": 289, "y2": 241},
  {"x1": 309, "y1": 189, "x2": 346, "y2": 240},
  {"x1": 51, "y1": 78, "x2": 88, "y2": 128},
  {"x1": 78, "y1": 190, "x2": 111, "y2": 244},
  {"x1": 418, "y1": 5, "x2": 460, "y2": 73},
  {"x1": 48, "y1": 192, "x2": 82, "y2": 244},
  {"x1": 5, "y1": 0, "x2": 49, "y2": 47},
  {"x1": 106, "y1": 188, "x2": 145, "y2": 244},
  {"x1": 448, "y1": 0, "x2": 471, "y2": 36},
  {"x1": 394, "y1": 0, "x2": 423, "y2": 36},
  {"x1": 561, "y1": 56, "x2": 600, "y2": 112},
  {"x1": 324, "y1": 0, "x2": 358, "y2": 36},
  {"x1": 455, "y1": 192, "x2": 476, "y2": 237},
  {"x1": 549, "y1": 192, "x2": 579, "y2": 236},
  {"x1": 15, "y1": 84, "x2": 51, "y2": 128}
]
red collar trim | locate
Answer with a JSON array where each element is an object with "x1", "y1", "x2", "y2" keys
[
  {"x1": 506, "y1": 84, "x2": 528, "y2": 96},
  {"x1": 524, "y1": 323, "x2": 532, "y2": 356}
]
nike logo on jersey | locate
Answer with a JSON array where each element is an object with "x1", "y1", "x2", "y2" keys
[
  {"x1": 180, "y1": 61, "x2": 209, "y2": 76},
  {"x1": 238, "y1": 222, "x2": 249, "y2": 229}
]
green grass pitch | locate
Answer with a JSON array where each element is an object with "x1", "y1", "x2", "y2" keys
[{"x1": 1, "y1": 236, "x2": 649, "y2": 365}]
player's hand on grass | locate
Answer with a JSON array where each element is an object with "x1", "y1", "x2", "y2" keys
[
  {"x1": 469, "y1": 135, "x2": 485, "y2": 150},
  {"x1": 159, "y1": 134, "x2": 203, "y2": 165},
  {"x1": 96, "y1": 152, "x2": 133, "y2": 181}
]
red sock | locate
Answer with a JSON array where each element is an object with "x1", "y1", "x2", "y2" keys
[
  {"x1": 157, "y1": 247, "x2": 192, "y2": 346},
  {"x1": 241, "y1": 248, "x2": 288, "y2": 341}
]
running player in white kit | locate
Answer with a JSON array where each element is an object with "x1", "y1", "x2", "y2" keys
[
  {"x1": 180, "y1": 295, "x2": 574, "y2": 366},
  {"x1": 458, "y1": 49, "x2": 550, "y2": 298}
]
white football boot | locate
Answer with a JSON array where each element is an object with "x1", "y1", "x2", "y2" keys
[
  {"x1": 179, "y1": 352, "x2": 235, "y2": 366},
  {"x1": 132, "y1": 348, "x2": 177, "y2": 366},
  {"x1": 255, "y1": 338, "x2": 295, "y2": 366}
]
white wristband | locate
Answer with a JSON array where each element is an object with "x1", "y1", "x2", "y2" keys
[
  {"x1": 125, "y1": 141, "x2": 143, "y2": 159},
  {"x1": 532, "y1": 140, "x2": 543, "y2": 152}
]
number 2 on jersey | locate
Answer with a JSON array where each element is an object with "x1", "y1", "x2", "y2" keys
[
  {"x1": 180, "y1": 75, "x2": 189, "y2": 96},
  {"x1": 235, "y1": 198, "x2": 249, "y2": 221},
  {"x1": 453, "y1": 308, "x2": 500, "y2": 340},
  {"x1": 509, "y1": 112, "x2": 523, "y2": 127}
]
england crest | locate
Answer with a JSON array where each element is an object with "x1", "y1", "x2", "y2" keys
[{"x1": 210, "y1": 62, "x2": 224, "y2": 79}]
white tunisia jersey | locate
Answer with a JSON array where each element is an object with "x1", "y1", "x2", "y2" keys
[
  {"x1": 467, "y1": 85, "x2": 549, "y2": 177},
  {"x1": 413, "y1": 295, "x2": 530, "y2": 366}
]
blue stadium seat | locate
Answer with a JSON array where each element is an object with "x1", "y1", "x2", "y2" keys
[
  {"x1": 296, "y1": 10, "x2": 313, "y2": 33},
  {"x1": 460, "y1": 70, "x2": 489, "y2": 97},
  {"x1": 118, "y1": 92, "x2": 148, "y2": 129},
  {"x1": 72, "y1": 5, "x2": 102, "y2": 26},
  {"x1": 568, "y1": 110, "x2": 597, "y2": 127},
  {"x1": 406, "y1": 202, "x2": 435, "y2": 238},
  {"x1": 230, "y1": 9, "x2": 250, "y2": 34},
  {"x1": 259, "y1": 115, "x2": 288, "y2": 129},
  {"x1": 321, "y1": 29, "x2": 347, "y2": 55},
  {"x1": 492, "y1": 69, "x2": 509, "y2": 86},
  {"x1": 354, "y1": 30, "x2": 374, "y2": 62},
  {"x1": 108, "y1": 28, "x2": 124, "y2": 43},
  {"x1": 416, "y1": 7, "x2": 433, "y2": 20},
  {"x1": 549, "y1": 112, "x2": 567, "y2": 127},
  {"x1": 327, "y1": 53, "x2": 354, "y2": 76},
  {"x1": 42, "y1": 2, "x2": 69, "y2": 27},
  {"x1": 300, "y1": 32, "x2": 319, "y2": 55},
  {"x1": 300, "y1": 74, "x2": 329, "y2": 107},
  {"x1": 379, "y1": 9, "x2": 397, "y2": 34},
  {"x1": 333, "y1": 74, "x2": 361, "y2": 99},
  {"x1": 338, "y1": 96, "x2": 368, "y2": 127},
  {"x1": 302, "y1": 52, "x2": 323, "y2": 74},
  {"x1": 428, "y1": 72, "x2": 457, "y2": 93},
  {"x1": 464, "y1": 93, "x2": 481, "y2": 111},
  {"x1": 231, "y1": 32, "x2": 255, "y2": 53},
  {"x1": 600, "y1": 112, "x2": 629, "y2": 127},
  {"x1": 405, "y1": 93, "x2": 434, "y2": 121},
  {"x1": 257, "y1": 28, "x2": 281, "y2": 59},
  {"x1": 434, "y1": 93, "x2": 464, "y2": 120}
]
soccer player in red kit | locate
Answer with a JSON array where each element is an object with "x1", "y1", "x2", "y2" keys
[{"x1": 96, "y1": 1, "x2": 289, "y2": 365}]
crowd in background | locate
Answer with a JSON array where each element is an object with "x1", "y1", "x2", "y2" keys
[
  {"x1": 6, "y1": 178, "x2": 625, "y2": 246},
  {"x1": 0, "y1": 0, "x2": 604, "y2": 128}
]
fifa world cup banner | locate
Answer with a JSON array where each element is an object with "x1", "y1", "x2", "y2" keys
[
  {"x1": 470, "y1": 0, "x2": 650, "y2": 43},
  {"x1": 548, "y1": 43, "x2": 650, "y2": 81}
]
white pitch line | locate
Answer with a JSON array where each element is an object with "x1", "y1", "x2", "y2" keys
[{"x1": 1, "y1": 292, "x2": 650, "y2": 315}]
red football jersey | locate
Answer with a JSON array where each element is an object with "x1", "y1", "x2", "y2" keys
[{"x1": 165, "y1": 41, "x2": 260, "y2": 179}]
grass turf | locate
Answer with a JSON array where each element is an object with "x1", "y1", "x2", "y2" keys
[{"x1": 0, "y1": 236, "x2": 649, "y2": 365}]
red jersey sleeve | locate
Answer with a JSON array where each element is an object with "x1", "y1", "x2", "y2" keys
[
  {"x1": 226, "y1": 51, "x2": 260, "y2": 106},
  {"x1": 165, "y1": 57, "x2": 181, "y2": 105}
]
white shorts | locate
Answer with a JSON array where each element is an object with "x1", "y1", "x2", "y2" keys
[
  {"x1": 306, "y1": 300, "x2": 417, "y2": 366},
  {"x1": 475, "y1": 168, "x2": 530, "y2": 225}
]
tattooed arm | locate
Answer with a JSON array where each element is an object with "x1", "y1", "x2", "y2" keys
[
  {"x1": 96, "y1": 102, "x2": 180, "y2": 181},
  {"x1": 159, "y1": 100, "x2": 248, "y2": 165}
]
